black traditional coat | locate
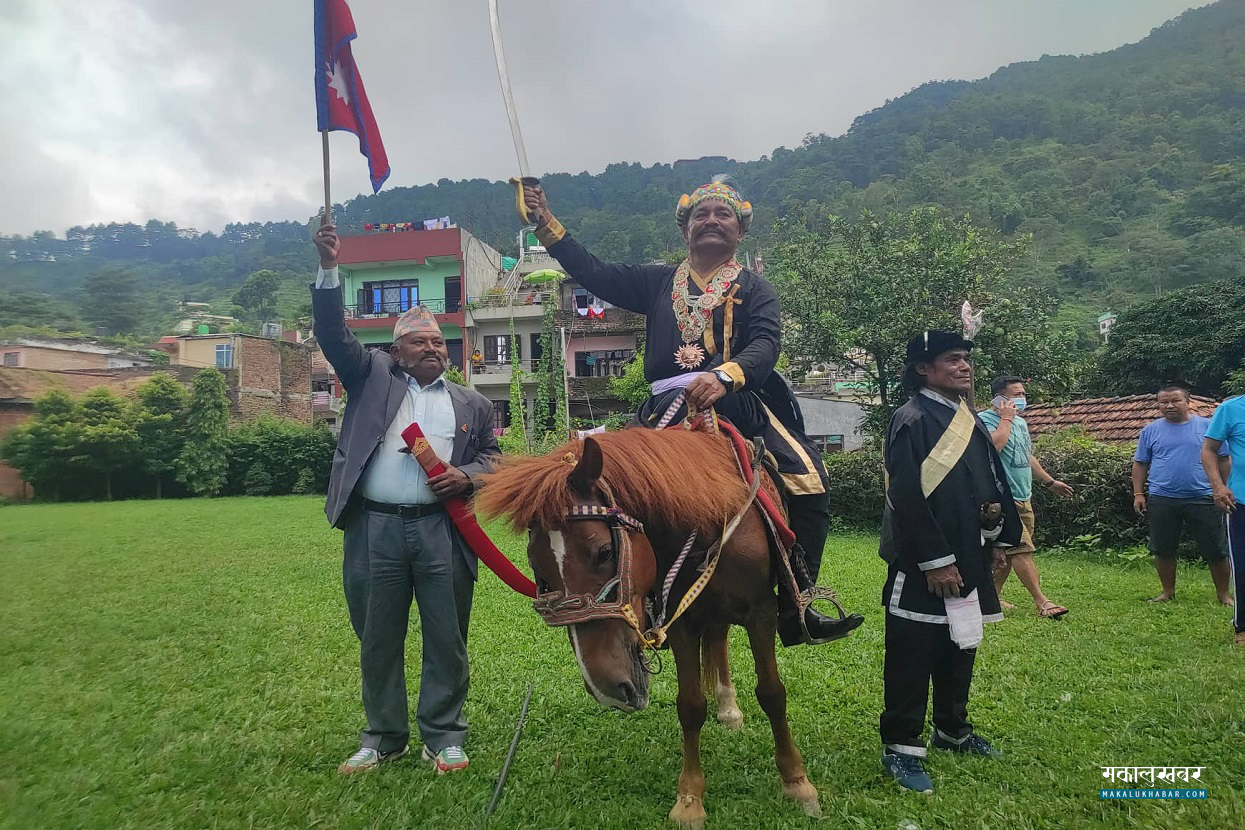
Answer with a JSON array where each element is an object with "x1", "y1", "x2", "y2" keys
[
  {"x1": 878, "y1": 391, "x2": 1023, "y2": 623},
  {"x1": 547, "y1": 232, "x2": 826, "y2": 494}
]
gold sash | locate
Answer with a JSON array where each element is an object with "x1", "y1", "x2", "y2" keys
[{"x1": 920, "y1": 400, "x2": 976, "y2": 497}]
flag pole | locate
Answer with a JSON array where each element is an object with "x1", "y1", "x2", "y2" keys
[{"x1": 321, "y1": 131, "x2": 333, "y2": 224}]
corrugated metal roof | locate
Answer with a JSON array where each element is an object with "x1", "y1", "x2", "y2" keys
[{"x1": 1018, "y1": 394, "x2": 1220, "y2": 444}]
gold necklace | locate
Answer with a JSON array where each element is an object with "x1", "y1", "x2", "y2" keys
[{"x1": 671, "y1": 259, "x2": 741, "y2": 370}]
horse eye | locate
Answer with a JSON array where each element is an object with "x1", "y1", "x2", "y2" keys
[{"x1": 594, "y1": 544, "x2": 615, "y2": 567}]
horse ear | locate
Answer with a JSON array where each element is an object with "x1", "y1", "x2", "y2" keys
[{"x1": 568, "y1": 437, "x2": 604, "y2": 497}]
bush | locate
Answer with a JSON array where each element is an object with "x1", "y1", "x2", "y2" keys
[
  {"x1": 823, "y1": 448, "x2": 885, "y2": 531},
  {"x1": 223, "y1": 416, "x2": 335, "y2": 496},
  {"x1": 820, "y1": 428, "x2": 1146, "y2": 550},
  {"x1": 1031, "y1": 428, "x2": 1145, "y2": 548}
]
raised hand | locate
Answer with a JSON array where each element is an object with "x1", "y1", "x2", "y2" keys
[{"x1": 314, "y1": 223, "x2": 340, "y2": 268}]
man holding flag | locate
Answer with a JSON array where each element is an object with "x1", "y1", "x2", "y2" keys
[{"x1": 312, "y1": 224, "x2": 500, "y2": 775}]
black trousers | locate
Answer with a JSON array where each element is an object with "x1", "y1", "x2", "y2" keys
[
  {"x1": 879, "y1": 612, "x2": 976, "y2": 755},
  {"x1": 788, "y1": 490, "x2": 830, "y2": 582}
]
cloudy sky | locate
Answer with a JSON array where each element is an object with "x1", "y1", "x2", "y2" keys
[{"x1": 0, "y1": 0, "x2": 1203, "y2": 236}]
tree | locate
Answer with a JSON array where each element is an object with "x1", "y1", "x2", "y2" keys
[
  {"x1": 1090, "y1": 277, "x2": 1245, "y2": 397},
  {"x1": 177, "y1": 369, "x2": 231, "y2": 496},
  {"x1": 608, "y1": 344, "x2": 650, "y2": 408},
  {"x1": 134, "y1": 372, "x2": 189, "y2": 498},
  {"x1": 0, "y1": 389, "x2": 82, "y2": 501},
  {"x1": 232, "y1": 269, "x2": 283, "y2": 323},
  {"x1": 76, "y1": 388, "x2": 140, "y2": 501},
  {"x1": 769, "y1": 208, "x2": 1076, "y2": 434},
  {"x1": 81, "y1": 269, "x2": 144, "y2": 335}
]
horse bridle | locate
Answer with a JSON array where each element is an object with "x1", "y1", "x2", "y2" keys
[{"x1": 530, "y1": 500, "x2": 649, "y2": 636}]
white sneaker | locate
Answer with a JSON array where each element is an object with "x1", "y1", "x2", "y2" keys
[
  {"x1": 338, "y1": 744, "x2": 409, "y2": 775},
  {"x1": 422, "y1": 744, "x2": 469, "y2": 773}
]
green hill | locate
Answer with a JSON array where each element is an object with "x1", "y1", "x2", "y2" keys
[{"x1": 3, "y1": 1, "x2": 1244, "y2": 343}]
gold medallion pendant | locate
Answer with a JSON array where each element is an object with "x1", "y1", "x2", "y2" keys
[{"x1": 674, "y1": 343, "x2": 707, "y2": 370}]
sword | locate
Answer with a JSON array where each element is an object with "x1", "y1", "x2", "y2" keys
[{"x1": 488, "y1": 0, "x2": 539, "y2": 223}]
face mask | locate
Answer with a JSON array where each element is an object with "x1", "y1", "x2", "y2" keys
[
  {"x1": 1011, "y1": 397, "x2": 1027, "y2": 412},
  {"x1": 993, "y1": 395, "x2": 1027, "y2": 412}
]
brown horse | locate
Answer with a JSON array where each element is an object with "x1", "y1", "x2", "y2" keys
[{"x1": 476, "y1": 428, "x2": 821, "y2": 828}]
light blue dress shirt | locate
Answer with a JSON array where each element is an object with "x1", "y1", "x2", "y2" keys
[{"x1": 358, "y1": 373, "x2": 458, "y2": 505}]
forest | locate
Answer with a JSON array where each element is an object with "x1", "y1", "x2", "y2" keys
[{"x1": 2, "y1": 1, "x2": 1243, "y2": 360}]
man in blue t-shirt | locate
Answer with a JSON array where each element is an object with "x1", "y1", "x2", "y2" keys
[
  {"x1": 1132, "y1": 385, "x2": 1231, "y2": 605},
  {"x1": 979, "y1": 377, "x2": 1074, "y2": 619},
  {"x1": 1203, "y1": 393, "x2": 1245, "y2": 646}
]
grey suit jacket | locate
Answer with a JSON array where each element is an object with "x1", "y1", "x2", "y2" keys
[{"x1": 311, "y1": 283, "x2": 502, "y2": 534}]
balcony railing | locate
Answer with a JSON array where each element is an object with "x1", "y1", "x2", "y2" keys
[
  {"x1": 343, "y1": 298, "x2": 461, "y2": 318},
  {"x1": 466, "y1": 291, "x2": 553, "y2": 309},
  {"x1": 311, "y1": 391, "x2": 341, "y2": 412},
  {"x1": 469, "y1": 359, "x2": 541, "y2": 377}
]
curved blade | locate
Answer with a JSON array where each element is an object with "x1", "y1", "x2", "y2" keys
[{"x1": 488, "y1": 0, "x2": 531, "y2": 179}]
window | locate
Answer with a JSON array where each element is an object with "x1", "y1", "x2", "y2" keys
[
  {"x1": 483, "y1": 335, "x2": 518, "y2": 364},
  {"x1": 3, "y1": 352, "x2": 18, "y2": 367},
  {"x1": 215, "y1": 343, "x2": 233, "y2": 369},
  {"x1": 491, "y1": 401, "x2": 510, "y2": 430},
  {"x1": 360, "y1": 279, "x2": 419, "y2": 314},
  {"x1": 575, "y1": 348, "x2": 634, "y2": 378},
  {"x1": 445, "y1": 339, "x2": 463, "y2": 371},
  {"x1": 572, "y1": 287, "x2": 611, "y2": 315}
]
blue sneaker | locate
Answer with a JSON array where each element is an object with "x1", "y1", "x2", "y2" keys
[
  {"x1": 881, "y1": 751, "x2": 933, "y2": 794},
  {"x1": 931, "y1": 730, "x2": 1003, "y2": 759}
]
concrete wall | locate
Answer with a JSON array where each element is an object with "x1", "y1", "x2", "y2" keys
[
  {"x1": 462, "y1": 229, "x2": 504, "y2": 301},
  {"x1": 794, "y1": 395, "x2": 868, "y2": 452},
  {"x1": 5, "y1": 346, "x2": 110, "y2": 370},
  {"x1": 177, "y1": 335, "x2": 237, "y2": 370}
]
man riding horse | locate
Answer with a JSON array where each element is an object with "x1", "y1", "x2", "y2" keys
[{"x1": 522, "y1": 177, "x2": 863, "y2": 646}]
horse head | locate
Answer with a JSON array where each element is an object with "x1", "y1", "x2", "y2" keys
[{"x1": 526, "y1": 437, "x2": 657, "y2": 712}]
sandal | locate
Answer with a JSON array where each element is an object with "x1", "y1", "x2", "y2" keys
[{"x1": 1038, "y1": 602, "x2": 1069, "y2": 620}]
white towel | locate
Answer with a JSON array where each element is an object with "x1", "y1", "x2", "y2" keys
[{"x1": 945, "y1": 589, "x2": 983, "y2": 650}]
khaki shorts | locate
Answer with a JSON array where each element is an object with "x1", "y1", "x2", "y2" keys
[{"x1": 1007, "y1": 500, "x2": 1036, "y2": 556}]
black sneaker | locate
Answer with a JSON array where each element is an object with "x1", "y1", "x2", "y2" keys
[
  {"x1": 881, "y1": 751, "x2": 933, "y2": 794},
  {"x1": 930, "y1": 730, "x2": 1003, "y2": 759}
]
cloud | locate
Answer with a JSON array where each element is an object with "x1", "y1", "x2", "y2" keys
[{"x1": 0, "y1": 0, "x2": 1203, "y2": 236}]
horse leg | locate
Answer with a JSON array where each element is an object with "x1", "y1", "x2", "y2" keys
[
  {"x1": 745, "y1": 613, "x2": 821, "y2": 817},
  {"x1": 703, "y1": 624, "x2": 743, "y2": 730},
  {"x1": 667, "y1": 625, "x2": 709, "y2": 830}
]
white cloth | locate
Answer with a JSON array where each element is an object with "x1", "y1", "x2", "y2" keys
[
  {"x1": 650, "y1": 372, "x2": 703, "y2": 396},
  {"x1": 315, "y1": 265, "x2": 340, "y2": 290},
  {"x1": 358, "y1": 374, "x2": 456, "y2": 505},
  {"x1": 944, "y1": 589, "x2": 983, "y2": 650}
]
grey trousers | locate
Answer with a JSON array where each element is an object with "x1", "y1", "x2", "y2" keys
[{"x1": 343, "y1": 507, "x2": 475, "y2": 753}]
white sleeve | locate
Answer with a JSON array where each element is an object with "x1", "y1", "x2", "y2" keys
[{"x1": 315, "y1": 265, "x2": 340, "y2": 289}]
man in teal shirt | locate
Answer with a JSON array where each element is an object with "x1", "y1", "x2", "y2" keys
[
  {"x1": 979, "y1": 377, "x2": 1074, "y2": 619},
  {"x1": 1203, "y1": 395, "x2": 1245, "y2": 646}
]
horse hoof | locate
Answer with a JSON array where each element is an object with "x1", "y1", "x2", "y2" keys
[
  {"x1": 717, "y1": 707, "x2": 744, "y2": 730},
  {"x1": 669, "y1": 793, "x2": 706, "y2": 829},
  {"x1": 782, "y1": 778, "x2": 821, "y2": 817}
]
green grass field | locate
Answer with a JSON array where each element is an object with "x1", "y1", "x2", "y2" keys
[{"x1": 2, "y1": 497, "x2": 1242, "y2": 829}]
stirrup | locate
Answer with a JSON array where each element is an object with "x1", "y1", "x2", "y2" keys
[{"x1": 796, "y1": 586, "x2": 858, "y2": 645}]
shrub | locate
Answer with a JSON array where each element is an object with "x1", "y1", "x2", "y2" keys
[
  {"x1": 823, "y1": 448, "x2": 885, "y2": 531},
  {"x1": 821, "y1": 427, "x2": 1147, "y2": 550},
  {"x1": 224, "y1": 416, "x2": 335, "y2": 496},
  {"x1": 1031, "y1": 428, "x2": 1144, "y2": 548}
]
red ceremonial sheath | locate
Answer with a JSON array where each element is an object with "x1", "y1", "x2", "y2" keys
[{"x1": 401, "y1": 423, "x2": 537, "y2": 598}]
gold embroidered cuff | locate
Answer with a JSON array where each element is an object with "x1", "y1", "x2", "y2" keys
[
  {"x1": 534, "y1": 215, "x2": 567, "y2": 247},
  {"x1": 719, "y1": 361, "x2": 745, "y2": 391}
]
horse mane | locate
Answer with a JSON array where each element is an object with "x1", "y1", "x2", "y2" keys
[{"x1": 475, "y1": 428, "x2": 752, "y2": 535}]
